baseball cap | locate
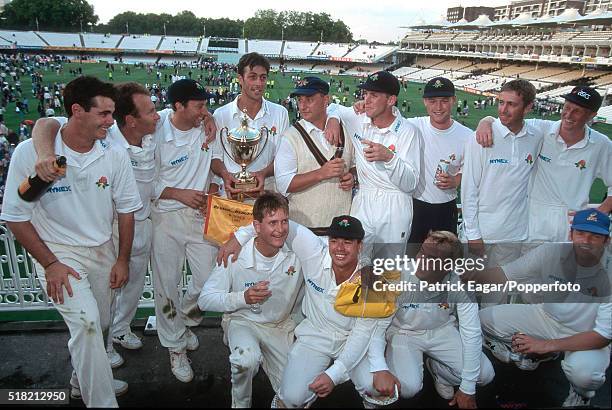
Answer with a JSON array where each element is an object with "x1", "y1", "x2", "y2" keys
[
  {"x1": 358, "y1": 71, "x2": 400, "y2": 96},
  {"x1": 290, "y1": 77, "x2": 329, "y2": 97},
  {"x1": 327, "y1": 215, "x2": 365, "y2": 240},
  {"x1": 423, "y1": 77, "x2": 455, "y2": 98},
  {"x1": 562, "y1": 86, "x2": 602, "y2": 113},
  {"x1": 167, "y1": 79, "x2": 213, "y2": 105},
  {"x1": 571, "y1": 209, "x2": 610, "y2": 236}
]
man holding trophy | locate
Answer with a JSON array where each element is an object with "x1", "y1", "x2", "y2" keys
[{"x1": 212, "y1": 53, "x2": 289, "y2": 202}]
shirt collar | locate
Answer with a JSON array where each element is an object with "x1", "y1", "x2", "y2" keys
[
  {"x1": 108, "y1": 125, "x2": 129, "y2": 150},
  {"x1": 553, "y1": 122, "x2": 592, "y2": 150},
  {"x1": 493, "y1": 118, "x2": 529, "y2": 139},
  {"x1": 241, "y1": 237, "x2": 290, "y2": 271},
  {"x1": 362, "y1": 108, "x2": 402, "y2": 135},
  {"x1": 55, "y1": 125, "x2": 106, "y2": 169},
  {"x1": 161, "y1": 112, "x2": 200, "y2": 146},
  {"x1": 231, "y1": 95, "x2": 269, "y2": 121},
  {"x1": 301, "y1": 118, "x2": 325, "y2": 134}
]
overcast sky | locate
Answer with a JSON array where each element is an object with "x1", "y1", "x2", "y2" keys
[{"x1": 88, "y1": 0, "x2": 490, "y2": 42}]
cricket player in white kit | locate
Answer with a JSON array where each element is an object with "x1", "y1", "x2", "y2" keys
[
  {"x1": 461, "y1": 80, "x2": 543, "y2": 274},
  {"x1": 476, "y1": 86, "x2": 611, "y2": 243},
  {"x1": 30, "y1": 83, "x2": 162, "y2": 368},
  {"x1": 211, "y1": 53, "x2": 289, "y2": 200},
  {"x1": 350, "y1": 231, "x2": 494, "y2": 409},
  {"x1": 151, "y1": 79, "x2": 218, "y2": 383},
  {"x1": 1, "y1": 76, "x2": 142, "y2": 407},
  {"x1": 199, "y1": 193, "x2": 303, "y2": 407},
  {"x1": 327, "y1": 71, "x2": 422, "y2": 260},
  {"x1": 467, "y1": 209, "x2": 611, "y2": 407},
  {"x1": 224, "y1": 215, "x2": 384, "y2": 408}
]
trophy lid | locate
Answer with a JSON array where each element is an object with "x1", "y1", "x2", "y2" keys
[{"x1": 226, "y1": 109, "x2": 261, "y2": 143}]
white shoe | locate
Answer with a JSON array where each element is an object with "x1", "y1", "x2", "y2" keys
[
  {"x1": 425, "y1": 358, "x2": 455, "y2": 400},
  {"x1": 70, "y1": 378, "x2": 128, "y2": 399},
  {"x1": 169, "y1": 350, "x2": 194, "y2": 383},
  {"x1": 107, "y1": 347, "x2": 124, "y2": 369},
  {"x1": 515, "y1": 352, "x2": 559, "y2": 371},
  {"x1": 185, "y1": 328, "x2": 199, "y2": 351},
  {"x1": 562, "y1": 387, "x2": 591, "y2": 407},
  {"x1": 112, "y1": 330, "x2": 143, "y2": 350}
]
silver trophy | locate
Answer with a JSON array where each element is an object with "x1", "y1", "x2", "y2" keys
[{"x1": 219, "y1": 109, "x2": 270, "y2": 201}]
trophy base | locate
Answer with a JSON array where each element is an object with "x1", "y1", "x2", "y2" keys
[{"x1": 230, "y1": 180, "x2": 259, "y2": 202}]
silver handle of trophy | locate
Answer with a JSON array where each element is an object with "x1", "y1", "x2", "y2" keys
[
  {"x1": 249, "y1": 126, "x2": 270, "y2": 166},
  {"x1": 218, "y1": 127, "x2": 235, "y2": 162}
]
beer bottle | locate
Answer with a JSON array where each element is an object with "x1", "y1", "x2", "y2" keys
[{"x1": 18, "y1": 156, "x2": 67, "y2": 202}]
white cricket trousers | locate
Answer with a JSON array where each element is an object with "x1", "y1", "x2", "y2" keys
[
  {"x1": 151, "y1": 207, "x2": 217, "y2": 352},
  {"x1": 277, "y1": 321, "x2": 365, "y2": 408},
  {"x1": 34, "y1": 241, "x2": 117, "y2": 408},
  {"x1": 222, "y1": 317, "x2": 295, "y2": 408},
  {"x1": 350, "y1": 323, "x2": 495, "y2": 399},
  {"x1": 351, "y1": 188, "x2": 413, "y2": 262},
  {"x1": 111, "y1": 218, "x2": 152, "y2": 337},
  {"x1": 480, "y1": 304, "x2": 610, "y2": 398},
  {"x1": 527, "y1": 198, "x2": 572, "y2": 243}
]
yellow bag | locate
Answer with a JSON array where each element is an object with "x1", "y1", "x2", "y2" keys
[
  {"x1": 334, "y1": 270, "x2": 401, "y2": 318},
  {"x1": 203, "y1": 195, "x2": 254, "y2": 245}
]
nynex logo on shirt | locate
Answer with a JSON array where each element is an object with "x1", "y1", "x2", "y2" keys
[
  {"x1": 46, "y1": 185, "x2": 71, "y2": 193},
  {"x1": 170, "y1": 155, "x2": 189, "y2": 166},
  {"x1": 489, "y1": 158, "x2": 509, "y2": 164},
  {"x1": 307, "y1": 279, "x2": 324, "y2": 293}
]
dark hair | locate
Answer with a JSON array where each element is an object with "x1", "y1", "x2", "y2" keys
[
  {"x1": 63, "y1": 76, "x2": 116, "y2": 117},
  {"x1": 253, "y1": 191, "x2": 289, "y2": 222},
  {"x1": 114, "y1": 82, "x2": 151, "y2": 128},
  {"x1": 237, "y1": 52, "x2": 270, "y2": 77},
  {"x1": 500, "y1": 79, "x2": 536, "y2": 107}
]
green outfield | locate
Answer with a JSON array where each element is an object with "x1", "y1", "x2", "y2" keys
[{"x1": 3, "y1": 60, "x2": 610, "y2": 203}]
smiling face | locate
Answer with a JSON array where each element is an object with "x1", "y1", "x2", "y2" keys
[
  {"x1": 571, "y1": 229, "x2": 609, "y2": 265},
  {"x1": 238, "y1": 65, "x2": 268, "y2": 103},
  {"x1": 560, "y1": 101, "x2": 596, "y2": 136},
  {"x1": 174, "y1": 99, "x2": 208, "y2": 129},
  {"x1": 423, "y1": 96, "x2": 456, "y2": 129},
  {"x1": 254, "y1": 208, "x2": 289, "y2": 251},
  {"x1": 73, "y1": 96, "x2": 115, "y2": 140},
  {"x1": 328, "y1": 237, "x2": 362, "y2": 272}
]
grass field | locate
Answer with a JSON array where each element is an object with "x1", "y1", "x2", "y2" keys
[{"x1": 2, "y1": 61, "x2": 610, "y2": 202}]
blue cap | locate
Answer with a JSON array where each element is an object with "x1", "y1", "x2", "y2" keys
[
  {"x1": 358, "y1": 71, "x2": 400, "y2": 96},
  {"x1": 167, "y1": 79, "x2": 214, "y2": 104},
  {"x1": 290, "y1": 77, "x2": 329, "y2": 97},
  {"x1": 571, "y1": 209, "x2": 610, "y2": 236}
]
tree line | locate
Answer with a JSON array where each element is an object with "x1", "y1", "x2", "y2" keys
[{"x1": 0, "y1": 0, "x2": 354, "y2": 43}]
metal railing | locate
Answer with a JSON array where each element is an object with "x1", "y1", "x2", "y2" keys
[{"x1": 0, "y1": 223, "x2": 190, "y2": 312}]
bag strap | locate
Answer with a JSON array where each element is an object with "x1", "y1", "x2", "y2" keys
[{"x1": 293, "y1": 120, "x2": 346, "y2": 167}]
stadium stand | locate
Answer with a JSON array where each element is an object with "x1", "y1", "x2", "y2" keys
[
  {"x1": 82, "y1": 33, "x2": 123, "y2": 49},
  {"x1": 343, "y1": 64, "x2": 385, "y2": 75},
  {"x1": 0, "y1": 30, "x2": 46, "y2": 47},
  {"x1": 343, "y1": 44, "x2": 397, "y2": 62},
  {"x1": 467, "y1": 62, "x2": 499, "y2": 71},
  {"x1": 593, "y1": 72, "x2": 612, "y2": 86},
  {"x1": 413, "y1": 57, "x2": 446, "y2": 68},
  {"x1": 391, "y1": 66, "x2": 422, "y2": 77},
  {"x1": 119, "y1": 35, "x2": 163, "y2": 51},
  {"x1": 490, "y1": 64, "x2": 536, "y2": 77},
  {"x1": 157, "y1": 56, "x2": 201, "y2": 64},
  {"x1": 38, "y1": 32, "x2": 82, "y2": 48},
  {"x1": 315, "y1": 42, "x2": 352, "y2": 58},
  {"x1": 569, "y1": 31, "x2": 612, "y2": 42},
  {"x1": 283, "y1": 41, "x2": 317, "y2": 58},
  {"x1": 247, "y1": 39, "x2": 282, "y2": 56},
  {"x1": 521, "y1": 67, "x2": 570, "y2": 82},
  {"x1": 536, "y1": 85, "x2": 575, "y2": 100},
  {"x1": 158, "y1": 36, "x2": 200, "y2": 53},
  {"x1": 427, "y1": 32, "x2": 458, "y2": 42},
  {"x1": 434, "y1": 59, "x2": 475, "y2": 71}
]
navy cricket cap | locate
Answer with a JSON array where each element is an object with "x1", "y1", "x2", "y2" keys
[
  {"x1": 327, "y1": 215, "x2": 365, "y2": 240},
  {"x1": 571, "y1": 209, "x2": 610, "y2": 236},
  {"x1": 290, "y1": 77, "x2": 329, "y2": 97},
  {"x1": 358, "y1": 71, "x2": 400, "y2": 96},
  {"x1": 167, "y1": 79, "x2": 213, "y2": 104},
  {"x1": 423, "y1": 77, "x2": 455, "y2": 98},
  {"x1": 563, "y1": 86, "x2": 602, "y2": 113}
]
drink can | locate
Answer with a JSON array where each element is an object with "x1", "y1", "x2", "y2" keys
[{"x1": 434, "y1": 160, "x2": 450, "y2": 185}]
